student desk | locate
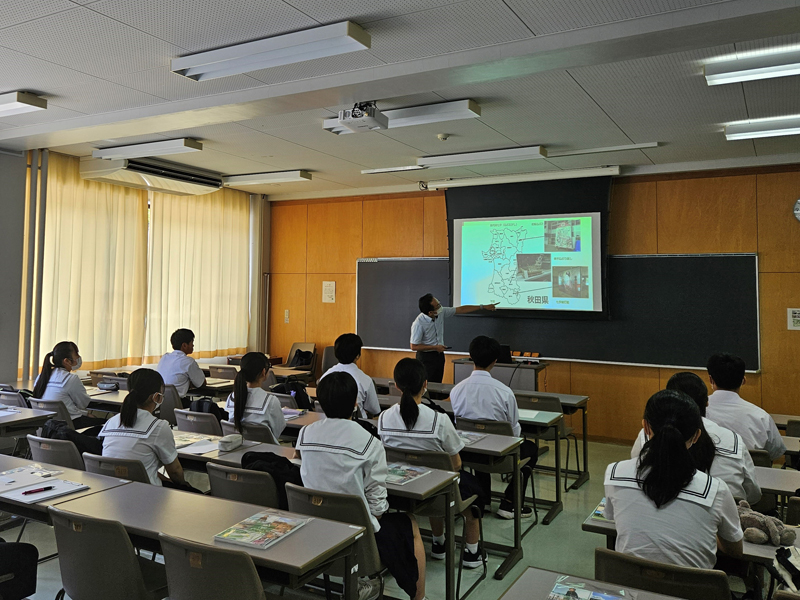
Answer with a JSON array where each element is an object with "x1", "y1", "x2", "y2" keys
[
  {"x1": 188, "y1": 377, "x2": 234, "y2": 396},
  {"x1": 499, "y1": 566, "x2": 683, "y2": 600},
  {"x1": 0, "y1": 407, "x2": 55, "y2": 438},
  {"x1": 770, "y1": 414, "x2": 799, "y2": 431},
  {"x1": 755, "y1": 466, "x2": 800, "y2": 496},
  {"x1": 56, "y1": 483, "x2": 364, "y2": 600},
  {"x1": 86, "y1": 387, "x2": 128, "y2": 412},
  {"x1": 781, "y1": 436, "x2": 800, "y2": 457}
]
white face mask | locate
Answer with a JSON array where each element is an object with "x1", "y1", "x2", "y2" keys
[
  {"x1": 72, "y1": 356, "x2": 83, "y2": 370},
  {"x1": 152, "y1": 393, "x2": 163, "y2": 408}
]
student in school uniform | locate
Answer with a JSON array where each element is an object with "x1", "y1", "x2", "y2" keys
[
  {"x1": 705, "y1": 353, "x2": 785, "y2": 460},
  {"x1": 630, "y1": 372, "x2": 761, "y2": 505},
  {"x1": 225, "y1": 351, "x2": 285, "y2": 439},
  {"x1": 318, "y1": 333, "x2": 380, "y2": 418},
  {"x1": 297, "y1": 372, "x2": 428, "y2": 600},
  {"x1": 33, "y1": 341, "x2": 105, "y2": 429},
  {"x1": 156, "y1": 328, "x2": 206, "y2": 401},
  {"x1": 378, "y1": 358, "x2": 487, "y2": 568},
  {"x1": 100, "y1": 369, "x2": 192, "y2": 489},
  {"x1": 450, "y1": 335, "x2": 537, "y2": 519},
  {"x1": 604, "y1": 389, "x2": 743, "y2": 569}
]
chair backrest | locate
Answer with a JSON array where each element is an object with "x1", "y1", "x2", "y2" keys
[
  {"x1": 175, "y1": 409, "x2": 223, "y2": 436},
  {"x1": 160, "y1": 384, "x2": 181, "y2": 427},
  {"x1": 748, "y1": 448, "x2": 772, "y2": 467},
  {"x1": 48, "y1": 506, "x2": 156, "y2": 600},
  {"x1": 272, "y1": 391, "x2": 297, "y2": 409},
  {"x1": 455, "y1": 416, "x2": 514, "y2": 436},
  {"x1": 83, "y1": 452, "x2": 151, "y2": 484},
  {"x1": 101, "y1": 376, "x2": 129, "y2": 391},
  {"x1": 286, "y1": 342, "x2": 316, "y2": 372},
  {"x1": 220, "y1": 419, "x2": 278, "y2": 444},
  {"x1": 209, "y1": 365, "x2": 238, "y2": 380},
  {"x1": 594, "y1": 547, "x2": 731, "y2": 600},
  {"x1": 159, "y1": 532, "x2": 266, "y2": 600},
  {"x1": 786, "y1": 497, "x2": 800, "y2": 526},
  {"x1": 29, "y1": 398, "x2": 75, "y2": 428},
  {"x1": 206, "y1": 462, "x2": 279, "y2": 508},
  {"x1": 320, "y1": 346, "x2": 337, "y2": 375},
  {"x1": 786, "y1": 420, "x2": 800, "y2": 438},
  {"x1": 0, "y1": 390, "x2": 28, "y2": 408},
  {"x1": 0, "y1": 383, "x2": 15, "y2": 391},
  {"x1": 385, "y1": 448, "x2": 454, "y2": 471},
  {"x1": 516, "y1": 395, "x2": 567, "y2": 435},
  {"x1": 27, "y1": 434, "x2": 85, "y2": 470},
  {"x1": 261, "y1": 370, "x2": 278, "y2": 390},
  {"x1": 285, "y1": 482, "x2": 382, "y2": 577},
  {"x1": 89, "y1": 371, "x2": 108, "y2": 386}
]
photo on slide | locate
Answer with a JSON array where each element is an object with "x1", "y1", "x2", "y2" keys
[
  {"x1": 553, "y1": 266, "x2": 589, "y2": 298},
  {"x1": 516, "y1": 253, "x2": 552, "y2": 282},
  {"x1": 544, "y1": 219, "x2": 581, "y2": 252}
]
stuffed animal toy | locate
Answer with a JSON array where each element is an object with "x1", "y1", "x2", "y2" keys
[{"x1": 738, "y1": 500, "x2": 797, "y2": 546}]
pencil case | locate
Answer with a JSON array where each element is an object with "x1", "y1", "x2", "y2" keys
[{"x1": 218, "y1": 434, "x2": 243, "y2": 452}]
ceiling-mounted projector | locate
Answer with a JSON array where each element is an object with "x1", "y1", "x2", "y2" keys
[{"x1": 338, "y1": 101, "x2": 388, "y2": 133}]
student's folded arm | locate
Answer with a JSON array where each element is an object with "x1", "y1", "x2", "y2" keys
[
  {"x1": 451, "y1": 453, "x2": 462, "y2": 471},
  {"x1": 364, "y1": 452, "x2": 390, "y2": 518},
  {"x1": 71, "y1": 377, "x2": 93, "y2": 410},
  {"x1": 717, "y1": 535, "x2": 743, "y2": 559},
  {"x1": 164, "y1": 458, "x2": 187, "y2": 485},
  {"x1": 189, "y1": 362, "x2": 206, "y2": 389}
]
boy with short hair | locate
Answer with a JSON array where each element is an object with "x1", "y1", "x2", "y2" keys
[
  {"x1": 318, "y1": 333, "x2": 380, "y2": 417},
  {"x1": 157, "y1": 328, "x2": 206, "y2": 398},
  {"x1": 450, "y1": 335, "x2": 538, "y2": 519}
]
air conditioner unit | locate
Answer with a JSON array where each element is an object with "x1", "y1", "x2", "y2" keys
[{"x1": 79, "y1": 157, "x2": 223, "y2": 196}]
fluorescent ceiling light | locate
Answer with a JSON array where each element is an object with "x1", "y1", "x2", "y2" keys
[
  {"x1": 172, "y1": 22, "x2": 370, "y2": 81},
  {"x1": 324, "y1": 100, "x2": 481, "y2": 134},
  {"x1": 93, "y1": 138, "x2": 202, "y2": 159},
  {"x1": 361, "y1": 165, "x2": 427, "y2": 175},
  {"x1": 0, "y1": 91, "x2": 47, "y2": 117},
  {"x1": 705, "y1": 50, "x2": 800, "y2": 85},
  {"x1": 427, "y1": 166, "x2": 619, "y2": 189},
  {"x1": 418, "y1": 146, "x2": 547, "y2": 169},
  {"x1": 548, "y1": 142, "x2": 659, "y2": 157},
  {"x1": 725, "y1": 116, "x2": 800, "y2": 140},
  {"x1": 223, "y1": 171, "x2": 312, "y2": 186}
]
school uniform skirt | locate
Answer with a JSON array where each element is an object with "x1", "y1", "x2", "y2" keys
[{"x1": 373, "y1": 513, "x2": 418, "y2": 598}]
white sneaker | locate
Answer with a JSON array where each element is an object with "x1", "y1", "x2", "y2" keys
[{"x1": 358, "y1": 578, "x2": 380, "y2": 600}]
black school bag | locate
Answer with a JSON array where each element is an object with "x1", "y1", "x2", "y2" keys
[
  {"x1": 270, "y1": 377, "x2": 312, "y2": 410},
  {"x1": 189, "y1": 398, "x2": 228, "y2": 423},
  {"x1": 241, "y1": 451, "x2": 303, "y2": 510},
  {"x1": 288, "y1": 349, "x2": 313, "y2": 368}
]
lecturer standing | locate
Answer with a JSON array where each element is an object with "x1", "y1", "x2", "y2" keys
[{"x1": 410, "y1": 293, "x2": 498, "y2": 383}]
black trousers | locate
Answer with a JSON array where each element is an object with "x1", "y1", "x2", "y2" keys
[
  {"x1": 416, "y1": 350, "x2": 445, "y2": 383},
  {"x1": 476, "y1": 439, "x2": 538, "y2": 505}
]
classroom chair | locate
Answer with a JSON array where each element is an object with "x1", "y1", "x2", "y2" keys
[
  {"x1": 0, "y1": 390, "x2": 28, "y2": 408},
  {"x1": 320, "y1": 346, "x2": 337, "y2": 375},
  {"x1": 270, "y1": 391, "x2": 297, "y2": 409},
  {"x1": 220, "y1": 420, "x2": 279, "y2": 444},
  {"x1": 175, "y1": 409, "x2": 223, "y2": 436},
  {"x1": 27, "y1": 435, "x2": 84, "y2": 470},
  {"x1": 206, "y1": 463, "x2": 279, "y2": 508},
  {"x1": 594, "y1": 547, "x2": 730, "y2": 600},
  {"x1": 209, "y1": 365, "x2": 238, "y2": 380},
  {"x1": 516, "y1": 395, "x2": 580, "y2": 492},
  {"x1": 785, "y1": 497, "x2": 800, "y2": 526},
  {"x1": 285, "y1": 482, "x2": 389, "y2": 599},
  {"x1": 0, "y1": 383, "x2": 15, "y2": 391},
  {"x1": 83, "y1": 453, "x2": 151, "y2": 484},
  {"x1": 100, "y1": 375, "x2": 129, "y2": 390},
  {"x1": 385, "y1": 448, "x2": 486, "y2": 600},
  {"x1": 749, "y1": 448, "x2": 773, "y2": 467},
  {"x1": 278, "y1": 342, "x2": 317, "y2": 383},
  {"x1": 261, "y1": 369, "x2": 278, "y2": 390},
  {"x1": 158, "y1": 533, "x2": 267, "y2": 600},
  {"x1": 159, "y1": 384, "x2": 181, "y2": 427},
  {"x1": 0, "y1": 537, "x2": 38, "y2": 600},
  {"x1": 29, "y1": 398, "x2": 77, "y2": 429},
  {"x1": 89, "y1": 371, "x2": 108, "y2": 386}
]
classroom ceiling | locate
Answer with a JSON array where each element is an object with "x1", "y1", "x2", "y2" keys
[{"x1": 1, "y1": 0, "x2": 799, "y2": 199}]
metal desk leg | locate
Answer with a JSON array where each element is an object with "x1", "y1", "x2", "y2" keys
[
  {"x1": 343, "y1": 543, "x2": 357, "y2": 600},
  {"x1": 494, "y1": 447, "x2": 523, "y2": 580},
  {"x1": 445, "y1": 483, "x2": 456, "y2": 600},
  {"x1": 542, "y1": 433, "x2": 563, "y2": 525},
  {"x1": 568, "y1": 406, "x2": 590, "y2": 490}
]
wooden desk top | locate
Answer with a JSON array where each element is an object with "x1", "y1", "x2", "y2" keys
[
  {"x1": 86, "y1": 387, "x2": 128, "y2": 406},
  {"x1": 771, "y1": 414, "x2": 796, "y2": 431},
  {"x1": 755, "y1": 466, "x2": 800, "y2": 495},
  {"x1": 177, "y1": 439, "x2": 263, "y2": 465},
  {"x1": 460, "y1": 433, "x2": 523, "y2": 457},
  {"x1": 783, "y1": 436, "x2": 800, "y2": 456},
  {"x1": 282, "y1": 411, "x2": 325, "y2": 429},
  {"x1": 0, "y1": 406, "x2": 56, "y2": 428},
  {"x1": 56, "y1": 483, "x2": 364, "y2": 575}
]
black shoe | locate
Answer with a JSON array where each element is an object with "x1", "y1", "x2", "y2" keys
[
  {"x1": 431, "y1": 540, "x2": 445, "y2": 560},
  {"x1": 496, "y1": 500, "x2": 533, "y2": 519},
  {"x1": 463, "y1": 546, "x2": 484, "y2": 569}
]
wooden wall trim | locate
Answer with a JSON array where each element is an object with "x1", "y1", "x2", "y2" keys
[{"x1": 616, "y1": 162, "x2": 800, "y2": 184}]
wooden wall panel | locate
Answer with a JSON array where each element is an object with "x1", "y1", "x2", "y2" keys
[
  {"x1": 361, "y1": 349, "x2": 415, "y2": 380},
  {"x1": 268, "y1": 274, "x2": 306, "y2": 360},
  {"x1": 757, "y1": 172, "x2": 800, "y2": 273},
  {"x1": 608, "y1": 181, "x2": 658, "y2": 255},
  {"x1": 657, "y1": 368, "x2": 761, "y2": 408},
  {"x1": 270, "y1": 204, "x2": 307, "y2": 274},
  {"x1": 656, "y1": 175, "x2": 757, "y2": 254},
  {"x1": 307, "y1": 201, "x2": 362, "y2": 274},
  {"x1": 759, "y1": 273, "x2": 800, "y2": 415},
  {"x1": 363, "y1": 197, "x2": 424, "y2": 257},
  {"x1": 305, "y1": 274, "x2": 357, "y2": 354},
  {"x1": 539, "y1": 360, "x2": 571, "y2": 394},
  {"x1": 423, "y1": 194, "x2": 449, "y2": 257}
]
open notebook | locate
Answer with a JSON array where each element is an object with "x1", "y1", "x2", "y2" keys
[{"x1": 0, "y1": 479, "x2": 89, "y2": 504}]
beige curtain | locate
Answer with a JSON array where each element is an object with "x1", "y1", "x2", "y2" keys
[
  {"x1": 144, "y1": 187, "x2": 250, "y2": 361},
  {"x1": 39, "y1": 153, "x2": 149, "y2": 370}
]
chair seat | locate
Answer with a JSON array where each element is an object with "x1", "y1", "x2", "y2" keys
[
  {"x1": 136, "y1": 555, "x2": 168, "y2": 600},
  {"x1": 536, "y1": 426, "x2": 574, "y2": 441},
  {"x1": 413, "y1": 493, "x2": 478, "y2": 519}
]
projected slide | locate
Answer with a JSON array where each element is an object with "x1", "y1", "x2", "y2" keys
[{"x1": 453, "y1": 212, "x2": 603, "y2": 312}]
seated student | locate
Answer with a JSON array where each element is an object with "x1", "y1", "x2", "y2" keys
[
  {"x1": 33, "y1": 341, "x2": 105, "y2": 429},
  {"x1": 631, "y1": 372, "x2": 761, "y2": 505},
  {"x1": 297, "y1": 372, "x2": 427, "y2": 600},
  {"x1": 100, "y1": 369, "x2": 189, "y2": 489},
  {"x1": 225, "y1": 351, "x2": 285, "y2": 439},
  {"x1": 157, "y1": 328, "x2": 206, "y2": 400},
  {"x1": 705, "y1": 353, "x2": 785, "y2": 460},
  {"x1": 605, "y1": 389, "x2": 743, "y2": 569},
  {"x1": 318, "y1": 333, "x2": 380, "y2": 418},
  {"x1": 450, "y1": 335, "x2": 537, "y2": 519},
  {"x1": 378, "y1": 358, "x2": 486, "y2": 569}
]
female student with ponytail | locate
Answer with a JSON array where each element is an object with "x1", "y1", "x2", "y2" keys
[
  {"x1": 100, "y1": 369, "x2": 189, "y2": 488},
  {"x1": 377, "y1": 358, "x2": 487, "y2": 569},
  {"x1": 604, "y1": 389, "x2": 743, "y2": 569},
  {"x1": 33, "y1": 341, "x2": 104, "y2": 429},
  {"x1": 224, "y1": 352, "x2": 285, "y2": 439}
]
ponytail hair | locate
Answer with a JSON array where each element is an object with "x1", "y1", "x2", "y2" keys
[
  {"x1": 393, "y1": 358, "x2": 426, "y2": 430},
  {"x1": 637, "y1": 389, "x2": 703, "y2": 508},
  {"x1": 33, "y1": 341, "x2": 78, "y2": 399},
  {"x1": 666, "y1": 372, "x2": 715, "y2": 473},
  {"x1": 120, "y1": 369, "x2": 164, "y2": 428},
  {"x1": 233, "y1": 352, "x2": 269, "y2": 432}
]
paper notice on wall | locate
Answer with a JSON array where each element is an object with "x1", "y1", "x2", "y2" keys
[
  {"x1": 789, "y1": 309, "x2": 800, "y2": 330},
  {"x1": 323, "y1": 281, "x2": 336, "y2": 303}
]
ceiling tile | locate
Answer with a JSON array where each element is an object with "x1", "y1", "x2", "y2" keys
[
  {"x1": 246, "y1": 51, "x2": 385, "y2": 85},
  {"x1": 392, "y1": 166, "x2": 481, "y2": 181},
  {"x1": 753, "y1": 136, "x2": 800, "y2": 157},
  {"x1": 0, "y1": 104, "x2": 86, "y2": 127},
  {"x1": 742, "y1": 77, "x2": 800, "y2": 121},
  {"x1": 237, "y1": 109, "x2": 336, "y2": 132},
  {"x1": 734, "y1": 33, "x2": 800, "y2": 56},
  {"x1": 108, "y1": 67, "x2": 265, "y2": 102},
  {"x1": 461, "y1": 159, "x2": 560, "y2": 177},
  {"x1": 242, "y1": 177, "x2": 352, "y2": 197},
  {"x1": 0, "y1": 8, "x2": 183, "y2": 78},
  {"x1": 0, "y1": 122, "x2": 17, "y2": 131},
  {"x1": 380, "y1": 119, "x2": 516, "y2": 154},
  {"x1": 282, "y1": 0, "x2": 466, "y2": 24},
  {"x1": 45, "y1": 79, "x2": 167, "y2": 114},
  {"x1": 546, "y1": 149, "x2": 654, "y2": 170},
  {"x1": 0, "y1": 46, "x2": 99, "y2": 95},
  {"x1": 163, "y1": 147, "x2": 276, "y2": 175},
  {"x1": 0, "y1": 0, "x2": 76, "y2": 30},
  {"x1": 323, "y1": 92, "x2": 447, "y2": 113}
]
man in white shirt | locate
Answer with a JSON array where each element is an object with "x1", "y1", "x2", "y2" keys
[
  {"x1": 450, "y1": 335, "x2": 538, "y2": 519},
  {"x1": 409, "y1": 293, "x2": 497, "y2": 383},
  {"x1": 318, "y1": 333, "x2": 380, "y2": 418},
  {"x1": 705, "y1": 353, "x2": 785, "y2": 461},
  {"x1": 157, "y1": 328, "x2": 206, "y2": 400}
]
